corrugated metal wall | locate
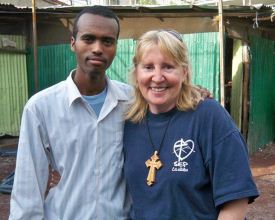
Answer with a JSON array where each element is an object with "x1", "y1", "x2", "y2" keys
[
  {"x1": 248, "y1": 35, "x2": 275, "y2": 153},
  {"x1": 1, "y1": 32, "x2": 219, "y2": 136},
  {"x1": 27, "y1": 44, "x2": 76, "y2": 96},
  {"x1": 0, "y1": 35, "x2": 28, "y2": 136},
  {"x1": 107, "y1": 39, "x2": 136, "y2": 83},
  {"x1": 27, "y1": 32, "x2": 220, "y2": 99},
  {"x1": 183, "y1": 32, "x2": 220, "y2": 100},
  {"x1": 27, "y1": 40, "x2": 136, "y2": 96}
]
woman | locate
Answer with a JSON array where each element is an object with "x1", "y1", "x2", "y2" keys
[{"x1": 123, "y1": 29, "x2": 259, "y2": 220}]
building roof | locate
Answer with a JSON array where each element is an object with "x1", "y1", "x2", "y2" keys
[
  {"x1": 0, "y1": 4, "x2": 274, "y2": 39},
  {"x1": 0, "y1": 4, "x2": 273, "y2": 15},
  {"x1": 0, "y1": 0, "x2": 68, "y2": 7}
]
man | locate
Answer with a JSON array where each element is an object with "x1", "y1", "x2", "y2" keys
[{"x1": 9, "y1": 6, "x2": 131, "y2": 219}]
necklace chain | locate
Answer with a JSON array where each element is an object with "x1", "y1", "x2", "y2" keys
[
  {"x1": 145, "y1": 112, "x2": 173, "y2": 186},
  {"x1": 145, "y1": 115, "x2": 172, "y2": 154}
]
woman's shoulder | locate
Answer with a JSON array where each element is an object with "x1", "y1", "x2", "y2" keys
[
  {"x1": 124, "y1": 118, "x2": 143, "y2": 129},
  {"x1": 194, "y1": 98, "x2": 233, "y2": 123},
  {"x1": 195, "y1": 98, "x2": 226, "y2": 115},
  {"x1": 198, "y1": 98, "x2": 221, "y2": 108}
]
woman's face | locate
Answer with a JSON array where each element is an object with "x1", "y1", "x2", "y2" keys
[{"x1": 136, "y1": 45, "x2": 187, "y2": 114}]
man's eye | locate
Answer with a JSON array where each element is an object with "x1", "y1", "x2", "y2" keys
[
  {"x1": 103, "y1": 38, "x2": 115, "y2": 46},
  {"x1": 82, "y1": 36, "x2": 95, "y2": 42}
]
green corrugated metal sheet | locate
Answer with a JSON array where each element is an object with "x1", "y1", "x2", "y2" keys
[
  {"x1": 107, "y1": 39, "x2": 136, "y2": 83},
  {"x1": 0, "y1": 35, "x2": 28, "y2": 136},
  {"x1": 182, "y1": 32, "x2": 220, "y2": 100},
  {"x1": 108, "y1": 33, "x2": 220, "y2": 89},
  {"x1": 248, "y1": 35, "x2": 275, "y2": 153},
  {"x1": 27, "y1": 44, "x2": 76, "y2": 96},
  {"x1": 38, "y1": 44, "x2": 76, "y2": 89},
  {"x1": 230, "y1": 39, "x2": 243, "y2": 129}
]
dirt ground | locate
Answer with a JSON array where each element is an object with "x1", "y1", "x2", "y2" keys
[
  {"x1": 246, "y1": 143, "x2": 275, "y2": 220},
  {"x1": 0, "y1": 142, "x2": 274, "y2": 220}
]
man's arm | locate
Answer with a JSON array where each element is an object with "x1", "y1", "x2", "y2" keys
[
  {"x1": 9, "y1": 106, "x2": 49, "y2": 220},
  {"x1": 218, "y1": 198, "x2": 248, "y2": 220}
]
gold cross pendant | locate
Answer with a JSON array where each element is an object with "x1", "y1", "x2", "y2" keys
[{"x1": 145, "y1": 151, "x2": 163, "y2": 186}]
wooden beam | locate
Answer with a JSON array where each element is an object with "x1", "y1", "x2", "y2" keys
[
  {"x1": 32, "y1": 0, "x2": 39, "y2": 93},
  {"x1": 242, "y1": 42, "x2": 250, "y2": 140},
  {"x1": 219, "y1": 0, "x2": 225, "y2": 107}
]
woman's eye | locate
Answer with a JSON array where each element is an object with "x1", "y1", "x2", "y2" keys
[
  {"x1": 164, "y1": 64, "x2": 173, "y2": 70},
  {"x1": 143, "y1": 65, "x2": 153, "y2": 70}
]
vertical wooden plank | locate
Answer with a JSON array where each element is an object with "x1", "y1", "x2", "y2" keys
[
  {"x1": 231, "y1": 39, "x2": 243, "y2": 129},
  {"x1": 218, "y1": 0, "x2": 225, "y2": 106},
  {"x1": 242, "y1": 42, "x2": 249, "y2": 140}
]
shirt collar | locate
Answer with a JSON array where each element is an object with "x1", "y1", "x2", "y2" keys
[
  {"x1": 66, "y1": 70, "x2": 82, "y2": 106},
  {"x1": 66, "y1": 70, "x2": 130, "y2": 107},
  {"x1": 105, "y1": 77, "x2": 130, "y2": 102}
]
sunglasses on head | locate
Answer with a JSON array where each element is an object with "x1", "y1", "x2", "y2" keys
[{"x1": 161, "y1": 29, "x2": 183, "y2": 42}]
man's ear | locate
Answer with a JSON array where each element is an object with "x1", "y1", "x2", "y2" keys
[{"x1": 70, "y1": 36, "x2": 75, "y2": 52}]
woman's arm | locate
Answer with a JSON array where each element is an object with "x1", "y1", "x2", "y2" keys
[{"x1": 218, "y1": 198, "x2": 248, "y2": 220}]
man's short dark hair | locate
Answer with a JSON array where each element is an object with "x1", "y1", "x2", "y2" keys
[{"x1": 72, "y1": 5, "x2": 120, "y2": 39}]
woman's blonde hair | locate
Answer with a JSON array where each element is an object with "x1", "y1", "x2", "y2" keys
[{"x1": 125, "y1": 30, "x2": 202, "y2": 123}]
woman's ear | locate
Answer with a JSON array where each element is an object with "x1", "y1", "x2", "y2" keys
[{"x1": 181, "y1": 67, "x2": 188, "y2": 82}]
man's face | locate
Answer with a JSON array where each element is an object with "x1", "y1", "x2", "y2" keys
[{"x1": 71, "y1": 13, "x2": 118, "y2": 78}]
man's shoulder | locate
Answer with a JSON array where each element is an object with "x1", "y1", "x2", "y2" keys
[
  {"x1": 109, "y1": 80, "x2": 133, "y2": 98},
  {"x1": 26, "y1": 81, "x2": 66, "y2": 109},
  {"x1": 110, "y1": 80, "x2": 131, "y2": 90}
]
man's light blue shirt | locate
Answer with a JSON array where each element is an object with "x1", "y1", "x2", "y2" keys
[{"x1": 9, "y1": 70, "x2": 132, "y2": 220}]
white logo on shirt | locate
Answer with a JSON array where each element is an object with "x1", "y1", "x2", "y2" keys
[{"x1": 172, "y1": 138, "x2": 195, "y2": 172}]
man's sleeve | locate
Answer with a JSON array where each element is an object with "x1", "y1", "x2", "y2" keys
[{"x1": 9, "y1": 105, "x2": 49, "y2": 220}]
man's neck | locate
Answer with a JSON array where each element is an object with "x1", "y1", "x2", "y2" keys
[{"x1": 73, "y1": 70, "x2": 106, "y2": 96}]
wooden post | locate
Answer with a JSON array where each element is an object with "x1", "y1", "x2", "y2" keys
[
  {"x1": 218, "y1": 0, "x2": 225, "y2": 106},
  {"x1": 242, "y1": 42, "x2": 250, "y2": 140},
  {"x1": 32, "y1": 0, "x2": 39, "y2": 93}
]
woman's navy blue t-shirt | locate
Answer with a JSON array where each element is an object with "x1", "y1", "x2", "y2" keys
[{"x1": 123, "y1": 99, "x2": 259, "y2": 220}]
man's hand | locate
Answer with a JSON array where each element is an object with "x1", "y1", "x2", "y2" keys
[
  {"x1": 46, "y1": 166, "x2": 61, "y2": 195},
  {"x1": 195, "y1": 85, "x2": 213, "y2": 99}
]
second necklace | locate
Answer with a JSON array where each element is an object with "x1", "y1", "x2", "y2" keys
[{"x1": 145, "y1": 114, "x2": 172, "y2": 186}]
